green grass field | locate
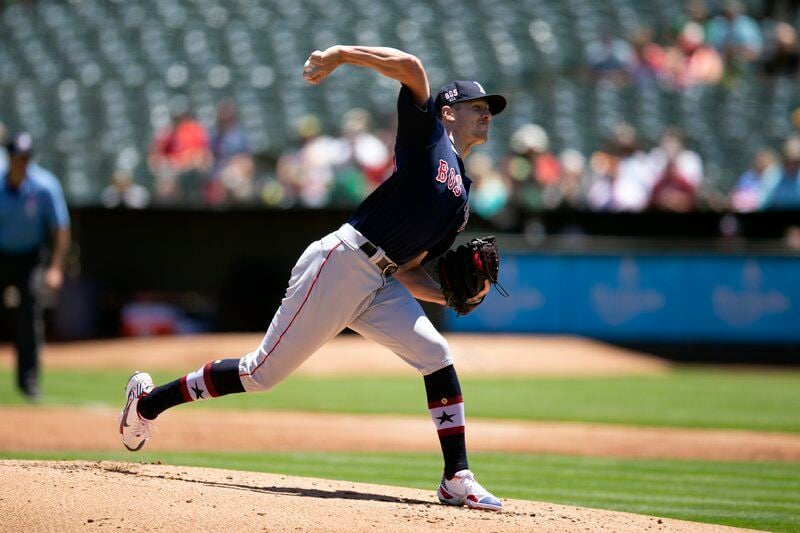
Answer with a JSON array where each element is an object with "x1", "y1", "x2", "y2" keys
[
  {"x1": 2, "y1": 367, "x2": 800, "y2": 432},
  {"x1": 2, "y1": 450, "x2": 799, "y2": 532},
  {"x1": 3, "y1": 366, "x2": 800, "y2": 531}
]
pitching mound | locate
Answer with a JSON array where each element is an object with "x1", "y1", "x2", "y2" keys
[
  {"x1": 0, "y1": 461, "x2": 751, "y2": 532},
  {"x1": 0, "y1": 333, "x2": 668, "y2": 377}
]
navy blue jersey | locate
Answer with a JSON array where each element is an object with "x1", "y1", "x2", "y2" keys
[{"x1": 348, "y1": 86, "x2": 470, "y2": 265}]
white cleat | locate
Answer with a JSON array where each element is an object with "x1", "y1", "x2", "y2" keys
[
  {"x1": 118, "y1": 371, "x2": 155, "y2": 452},
  {"x1": 437, "y1": 469, "x2": 503, "y2": 511}
]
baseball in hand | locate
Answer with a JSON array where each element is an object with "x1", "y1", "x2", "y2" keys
[{"x1": 303, "y1": 59, "x2": 320, "y2": 81}]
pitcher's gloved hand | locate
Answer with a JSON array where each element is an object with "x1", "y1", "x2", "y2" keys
[{"x1": 437, "y1": 236, "x2": 502, "y2": 316}]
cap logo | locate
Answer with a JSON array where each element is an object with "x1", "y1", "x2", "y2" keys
[
  {"x1": 444, "y1": 88, "x2": 459, "y2": 102},
  {"x1": 474, "y1": 82, "x2": 486, "y2": 95},
  {"x1": 17, "y1": 134, "x2": 33, "y2": 151}
]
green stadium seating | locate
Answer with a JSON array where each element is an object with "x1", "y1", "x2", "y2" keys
[{"x1": 0, "y1": 0, "x2": 796, "y2": 204}]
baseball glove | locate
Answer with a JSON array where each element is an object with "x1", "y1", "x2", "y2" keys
[{"x1": 437, "y1": 236, "x2": 504, "y2": 316}]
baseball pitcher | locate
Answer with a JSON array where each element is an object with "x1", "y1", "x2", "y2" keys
[{"x1": 120, "y1": 45, "x2": 507, "y2": 511}]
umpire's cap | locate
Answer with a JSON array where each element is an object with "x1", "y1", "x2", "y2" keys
[
  {"x1": 435, "y1": 81, "x2": 507, "y2": 116},
  {"x1": 6, "y1": 132, "x2": 34, "y2": 157}
]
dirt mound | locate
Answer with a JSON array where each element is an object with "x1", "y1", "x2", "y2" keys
[
  {"x1": 3, "y1": 406, "x2": 800, "y2": 461},
  {"x1": 0, "y1": 334, "x2": 668, "y2": 376},
  {"x1": 0, "y1": 461, "x2": 752, "y2": 532}
]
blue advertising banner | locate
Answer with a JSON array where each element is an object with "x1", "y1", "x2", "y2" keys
[{"x1": 445, "y1": 253, "x2": 800, "y2": 343}]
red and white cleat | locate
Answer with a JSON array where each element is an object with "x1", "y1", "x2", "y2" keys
[
  {"x1": 437, "y1": 469, "x2": 502, "y2": 511},
  {"x1": 118, "y1": 371, "x2": 155, "y2": 452}
]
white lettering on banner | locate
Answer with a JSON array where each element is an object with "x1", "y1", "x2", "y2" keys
[
  {"x1": 713, "y1": 261, "x2": 790, "y2": 327},
  {"x1": 591, "y1": 258, "x2": 665, "y2": 325}
]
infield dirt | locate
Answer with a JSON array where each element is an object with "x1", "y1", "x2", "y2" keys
[
  {"x1": 0, "y1": 333, "x2": 670, "y2": 376},
  {"x1": 0, "y1": 461, "x2": 757, "y2": 532}
]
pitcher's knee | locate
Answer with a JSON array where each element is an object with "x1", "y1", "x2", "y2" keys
[
  {"x1": 238, "y1": 353, "x2": 282, "y2": 392},
  {"x1": 418, "y1": 337, "x2": 454, "y2": 375},
  {"x1": 239, "y1": 370, "x2": 283, "y2": 392}
]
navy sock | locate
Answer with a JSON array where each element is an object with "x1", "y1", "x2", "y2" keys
[
  {"x1": 138, "y1": 358, "x2": 245, "y2": 420},
  {"x1": 424, "y1": 364, "x2": 468, "y2": 478}
]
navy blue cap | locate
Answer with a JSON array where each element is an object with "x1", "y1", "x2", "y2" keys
[
  {"x1": 6, "y1": 132, "x2": 33, "y2": 157},
  {"x1": 435, "y1": 80, "x2": 507, "y2": 116}
]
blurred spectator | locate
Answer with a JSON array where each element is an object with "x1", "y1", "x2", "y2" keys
[
  {"x1": 586, "y1": 123, "x2": 654, "y2": 212},
  {"x1": 554, "y1": 149, "x2": 589, "y2": 209},
  {"x1": 206, "y1": 100, "x2": 255, "y2": 204},
  {"x1": 467, "y1": 153, "x2": 511, "y2": 219},
  {"x1": 707, "y1": 0, "x2": 764, "y2": 70},
  {"x1": 101, "y1": 170, "x2": 151, "y2": 209},
  {"x1": 629, "y1": 26, "x2": 668, "y2": 86},
  {"x1": 649, "y1": 127, "x2": 704, "y2": 189},
  {"x1": 676, "y1": 0, "x2": 711, "y2": 34},
  {"x1": 614, "y1": 123, "x2": 655, "y2": 211},
  {"x1": 647, "y1": 161, "x2": 698, "y2": 213},
  {"x1": 340, "y1": 108, "x2": 391, "y2": 187},
  {"x1": 503, "y1": 124, "x2": 560, "y2": 209},
  {"x1": 276, "y1": 115, "x2": 338, "y2": 207},
  {"x1": 327, "y1": 108, "x2": 391, "y2": 205},
  {"x1": 664, "y1": 22, "x2": 724, "y2": 88},
  {"x1": 585, "y1": 33, "x2": 637, "y2": 84},
  {"x1": 730, "y1": 148, "x2": 780, "y2": 211},
  {"x1": 762, "y1": 136, "x2": 800, "y2": 209},
  {"x1": 763, "y1": 22, "x2": 800, "y2": 77},
  {"x1": 148, "y1": 107, "x2": 212, "y2": 202},
  {"x1": 586, "y1": 150, "x2": 618, "y2": 211}
]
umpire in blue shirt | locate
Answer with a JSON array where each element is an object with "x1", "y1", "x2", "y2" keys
[{"x1": 0, "y1": 133, "x2": 70, "y2": 399}]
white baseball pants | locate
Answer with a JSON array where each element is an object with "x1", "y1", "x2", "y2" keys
[{"x1": 238, "y1": 224, "x2": 453, "y2": 391}]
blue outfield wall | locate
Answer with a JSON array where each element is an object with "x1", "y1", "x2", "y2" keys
[{"x1": 444, "y1": 253, "x2": 800, "y2": 343}]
